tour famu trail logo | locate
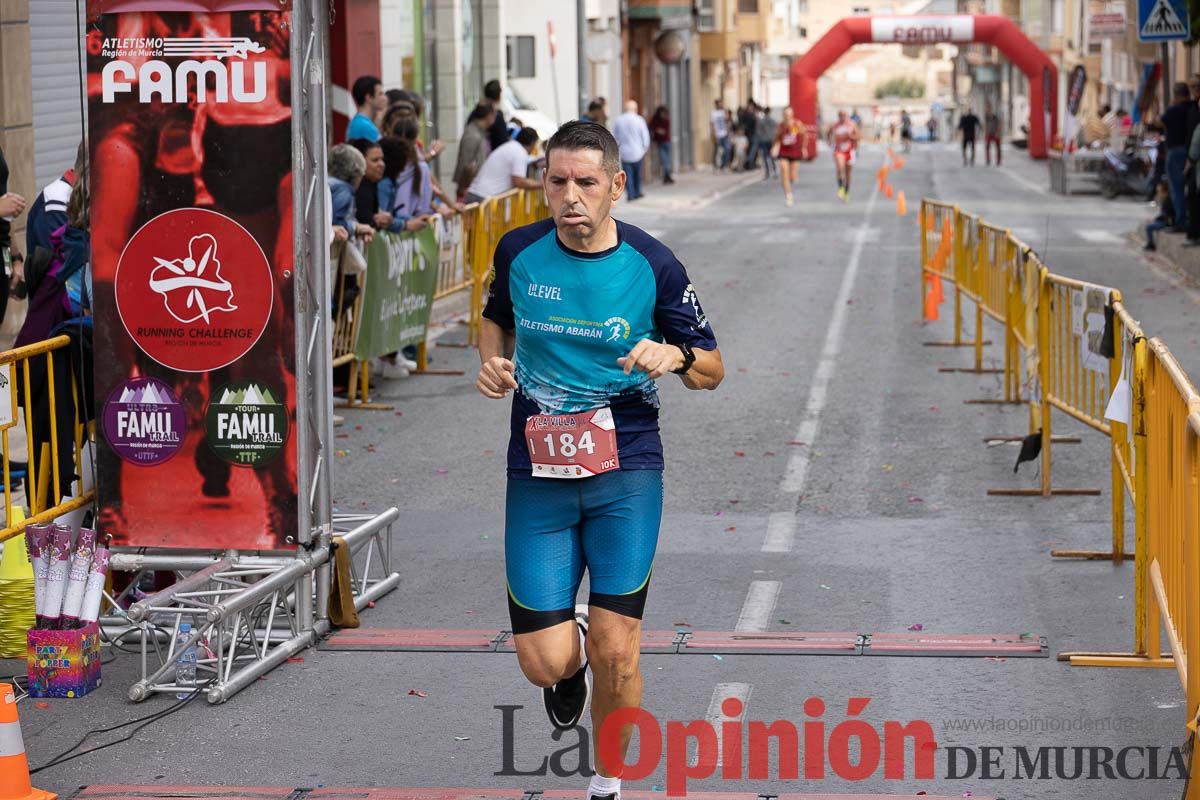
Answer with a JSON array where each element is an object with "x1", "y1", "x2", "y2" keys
[
  {"x1": 149, "y1": 234, "x2": 236, "y2": 325},
  {"x1": 206, "y1": 380, "x2": 288, "y2": 466},
  {"x1": 102, "y1": 377, "x2": 186, "y2": 466}
]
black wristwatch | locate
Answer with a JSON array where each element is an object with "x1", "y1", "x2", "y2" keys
[{"x1": 672, "y1": 343, "x2": 696, "y2": 375}]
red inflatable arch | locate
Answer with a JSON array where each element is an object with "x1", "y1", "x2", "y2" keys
[{"x1": 790, "y1": 14, "x2": 1058, "y2": 160}]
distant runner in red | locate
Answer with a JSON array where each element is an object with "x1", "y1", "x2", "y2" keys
[
  {"x1": 771, "y1": 107, "x2": 807, "y2": 208},
  {"x1": 829, "y1": 110, "x2": 860, "y2": 202}
]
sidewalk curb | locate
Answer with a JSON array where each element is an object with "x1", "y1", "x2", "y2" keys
[{"x1": 632, "y1": 170, "x2": 762, "y2": 212}]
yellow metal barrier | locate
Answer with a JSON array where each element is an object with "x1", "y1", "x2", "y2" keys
[
  {"x1": 0, "y1": 335, "x2": 94, "y2": 544},
  {"x1": 433, "y1": 203, "x2": 481, "y2": 301},
  {"x1": 1186, "y1": 412, "x2": 1200, "y2": 755}
]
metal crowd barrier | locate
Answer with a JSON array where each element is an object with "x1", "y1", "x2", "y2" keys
[
  {"x1": 919, "y1": 197, "x2": 1200, "y2": 788},
  {"x1": 325, "y1": 189, "x2": 548, "y2": 405},
  {"x1": 0, "y1": 334, "x2": 93, "y2": 543}
]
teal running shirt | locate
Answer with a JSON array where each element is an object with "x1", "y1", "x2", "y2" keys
[{"x1": 483, "y1": 217, "x2": 717, "y2": 478}]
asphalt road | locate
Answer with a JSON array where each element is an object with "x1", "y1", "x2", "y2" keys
[{"x1": 16, "y1": 142, "x2": 1200, "y2": 800}]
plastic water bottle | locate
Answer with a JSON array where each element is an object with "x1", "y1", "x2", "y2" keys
[{"x1": 175, "y1": 623, "x2": 197, "y2": 699}]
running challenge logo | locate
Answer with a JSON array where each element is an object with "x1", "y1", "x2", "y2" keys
[
  {"x1": 494, "y1": 700, "x2": 1187, "y2": 795},
  {"x1": 99, "y1": 36, "x2": 267, "y2": 104},
  {"x1": 148, "y1": 234, "x2": 236, "y2": 325},
  {"x1": 115, "y1": 208, "x2": 274, "y2": 373}
]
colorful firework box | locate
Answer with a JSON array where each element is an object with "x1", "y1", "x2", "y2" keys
[{"x1": 26, "y1": 622, "x2": 102, "y2": 698}]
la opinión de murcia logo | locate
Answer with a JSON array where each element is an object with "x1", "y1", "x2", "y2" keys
[
  {"x1": 100, "y1": 37, "x2": 267, "y2": 104},
  {"x1": 148, "y1": 234, "x2": 237, "y2": 325}
]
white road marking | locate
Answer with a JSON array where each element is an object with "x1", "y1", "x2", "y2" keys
[
  {"x1": 735, "y1": 580, "x2": 780, "y2": 632},
  {"x1": 779, "y1": 179, "x2": 880, "y2": 498},
  {"x1": 762, "y1": 512, "x2": 796, "y2": 552},
  {"x1": 690, "y1": 682, "x2": 753, "y2": 769},
  {"x1": 1076, "y1": 229, "x2": 1123, "y2": 244},
  {"x1": 998, "y1": 164, "x2": 1051, "y2": 196}
]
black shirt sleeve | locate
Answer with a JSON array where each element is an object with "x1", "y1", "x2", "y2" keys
[
  {"x1": 488, "y1": 111, "x2": 510, "y2": 152},
  {"x1": 0, "y1": 146, "x2": 10, "y2": 250},
  {"x1": 482, "y1": 233, "x2": 516, "y2": 331}
]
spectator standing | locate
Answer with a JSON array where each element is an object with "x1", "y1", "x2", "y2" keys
[
  {"x1": 899, "y1": 110, "x2": 913, "y2": 153},
  {"x1": 484, "y1": 79, "x2": 511, "y2": 151},
  {"x1": 650, "y1": 106, "x2": 674, "y2": 185},
  {"x1": 347, "y1": 75, "x2": 386, "y2": 142},
  {"x1": 984, "y1": 104, "x2": 1002, "y2": 166},
  {"x1": 378, "y1": 136, "x2": 428, "y2": 233},
  {"x1": 711, "y1": 100, "x2": 731, "y2": 170},
  {"x1": 455, "y1": 103, "x2": 498, "y2": 201},
  {"x1": 327, "y1": 143, "x2": 374, "y2": 242},
  {"x1": 1186, "y1": 78, "x2": 1200, "y2": 243},
  {"x1": 0, "y1": 144, "x2": 27, "y2": 328},
  {"x1": 957, "y1": 107, "x2": 981, "y2": 166},
  {"x1": 1163, "y1": 82, "x2": 1193, "y2": 233},
  {"x1": 756, "y1": 106, "x2": 778, "y2": 180},
  {"x1": 581, "y1": 98, "x2": 608, "y2": 127},
  {"x1": 730, "y1": 124, "x2": 750, "y2": 173},
  {"x1": 26, "y1": 143, "x2": 82, "y2": 258},
  {"x1": 349, "y1": 139, "x2": 390, "y2": 232},
  {"x1": 613, "y1": 100, "x2": 652, "y2": 200},
  {"x1": 739, "y1": 102, "x2": 759, "y2": 170},
  {"x1": 465, "y1": 127, "x2": 542, "y2": 204}
]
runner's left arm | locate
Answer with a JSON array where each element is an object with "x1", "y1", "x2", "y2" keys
[{"x1": 630, "y1": 243, "x2": 723, "y2": 391}]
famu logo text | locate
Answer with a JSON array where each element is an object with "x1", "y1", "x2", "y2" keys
[
  {"x1": 101, "y1": 37, "x2": 267, "y2": 104},
  {"x1": 206, "y1": 381, "x2": 288, "y2": 466}
]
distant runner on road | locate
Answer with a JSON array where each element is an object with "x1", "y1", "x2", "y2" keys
[
  {"x1": 829, "y1": 110, "x2": 860, "y2": 202},
  {"x1": 476, "y1": 120, "x2": 725, "y2": 800},
  {"x1": 771, "y1": 106, "x2": 807, "y2": 207}
]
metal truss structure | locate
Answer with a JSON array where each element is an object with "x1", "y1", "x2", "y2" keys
[{"x1": 103, "y1": 510, "x2": 399, "y2": 704}]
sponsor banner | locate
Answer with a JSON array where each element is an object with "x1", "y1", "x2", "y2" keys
[
  {"x1": 353, "y1": 227, "x2": 440, "y2": 362},
  {"x1": 870, "y1": 15, "x2": 975, "y2": 44},
  {"x1": 88, "y1": 4, "x2": 297, "y2": 551}
]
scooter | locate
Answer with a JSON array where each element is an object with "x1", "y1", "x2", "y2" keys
[{"x1": 1097, "y1": 139, "x2": 1153, "y2": 199}]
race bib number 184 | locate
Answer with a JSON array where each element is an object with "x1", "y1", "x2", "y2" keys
[{"x1": 525, "y1": 407, "x2": 619, "y2": 479}]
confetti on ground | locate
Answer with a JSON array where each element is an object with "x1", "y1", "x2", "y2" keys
[
  {"x1": 408, "y1": 690, "x2": 428, "y2": 697},
  {"x1": 908, "y1": 623, "x2": 924, "y2": 632},
  {"x1": 725, "y1": 526, "x2": 737, "y2": 532},
  {"x1": 454, "y1": 736, "x2": 470, "y2": 741},
  {"x1": 712, "y1": 654, "x2": 723, "y2": 661},
  {"x1": 435, "y1": 469, "x2": 449, "y2": 475},
  {"x1": 734, "y1": 451, "x2": 746, "y2": 457}
]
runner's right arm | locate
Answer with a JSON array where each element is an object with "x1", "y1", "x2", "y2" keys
[
  {"x1": 477, "y1": 236, "x2": 519, "y2": 399},
  {"x1": 478, "y1": 318, "x2": 517, "y2": 398}
]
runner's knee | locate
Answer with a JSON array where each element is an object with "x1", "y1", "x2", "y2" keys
[{"x1": 515, "y1": 625, "x2": 581, "y2": 687}]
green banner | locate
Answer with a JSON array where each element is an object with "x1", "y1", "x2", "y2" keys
[{"x1": 354, "y1": 226, "x2": 440, "y2": 361}]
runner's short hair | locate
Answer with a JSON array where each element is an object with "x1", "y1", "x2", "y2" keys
[{"x1": 545, "y1": 120, "x2": 621, "y2": 176}]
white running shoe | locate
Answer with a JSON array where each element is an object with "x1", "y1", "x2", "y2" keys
[
  {"x1": 785, "y1": 193, "x2": 794, "y2": 207},
  {"x1": 376, "y1": 359, "x2": 410, "y2": 379}
]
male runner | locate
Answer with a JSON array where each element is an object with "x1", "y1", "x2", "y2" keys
[
  {"x1": 829, "y1": 110, "x2": 859, "y2": 202},
  {"x1": 476, "y1": 120, "x2": 724, "y2": 800}
]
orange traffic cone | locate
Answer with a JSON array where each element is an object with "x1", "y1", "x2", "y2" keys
[
  {"x1": 924, "y1": 272, "x2": 944, "y2": 321},
  {"x1": 893, "y1": 156, "x2": 906, "y2": 170},
  {"x1": 885, "y1": 183, "x2": 894, "y2": 199},
  {"x1": 0, "y1": 683, "x2": 55, "y2": 800},
  {"x1": 896, "y1": 190, "x2": 907, "y2": 216}
]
